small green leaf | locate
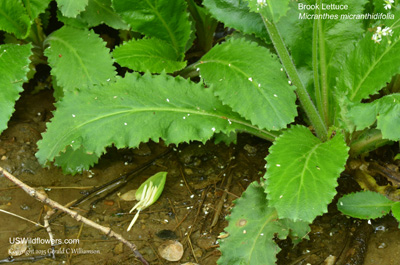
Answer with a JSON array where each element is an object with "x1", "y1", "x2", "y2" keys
[
  {"x1": 218, "y1": 181, "x2": 309, "y2": 265},
  {"x1": 0, "y1": 1, "x2": 30, "y2": 39},
  {"x1": 0, "y1": 44, "x2": 32, "y2": 134},
  {"x1": 264, "y1": 125, "x2": 349, "y2": 222},
  {"x1": 22, "y1": 0, "x2": 52, "y2": 20},
  {"x1": 375, "y1": 94, "x2": 400, "y2": 141},
  {"x1": 337, "y1": 191, "x2": 393, "y2": 219},
  {"x1": 79, "y1": 0, "x2": 129, "y2": 29},
  {"x1": 199, "y1": 38, "x2": 297, "y2": 131},
  {"x1": 54, "y1": 146, "x2": 99, "y2": 175},
  {"x1": 203, "y1": 0, "x2": 268, "y2": 40},
  {"x1": 245, "y1": 0, "x2": 290, "y2": 23},
  {"x1": 347, "y1": 94, "x2": 400, "y2": 141},
  {"x1": 112, "y1": 0, "x2": 191, "y2": 56},
  {"x1": 56, "y1": 0, "x2": 88, "y2": 17},
  {"x1": 113, "y1": 38, "x2": 186, "y2": 73},
  {"x1": 36, "y1": 73, "x2": 273, "y2": 170},
  {"x1": 44, "y1": 26, "x2": 116, "y2": 92}
]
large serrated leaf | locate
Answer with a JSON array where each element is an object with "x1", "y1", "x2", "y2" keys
[
  {"x1": 44, "y1": 26, "x2": 115, "y2": 92},
  {"x1": 0, "y1": 44, "x2": 32, "y2": 134},
  {"x1": 56, "y1": 0, "x2": 88, "y2": 17},
  {"x1": 337, "y1": 10, "x2": 400, "y2": 102},
  {"x1": 112, "y1": 0, "x2": 191, "y2": 56},
  {"x1": 113, "y1": 38, "x2": 186, "y2": 73},
  {"x1": 199, "y1": 38, "x2": 297, "y2": 131},
  {"x1": 0, "y1": 1, "x2": 30, "y2": 39},
  {"x1": 22, "y1": 0, "x2": 52, "y2": 20},
  {"x1": 245, "y1": 0, "x2": 290, "y2": 23},
  {"x1": 218, "y1": 181, "x2": 309, "y2": 265},
  {"x1": 203, "y1": 0, "x2": 268, "y2": 40},
  {"x1": 264, "y1": 125, "x2": 349, "y2": 222},
  {"x1": 36, "y1": 73, "x2": 273, "y2": 169},
  {"x1": 337, "y1": 191, "x2": 393, "y2": 219},
  {"x1": 79, "y1": 0, "x2": 129, "y2": 29}
]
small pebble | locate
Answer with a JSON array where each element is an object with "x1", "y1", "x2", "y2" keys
[{"x1": 158, "y1": 240, "x2": 184, "y2": 261}]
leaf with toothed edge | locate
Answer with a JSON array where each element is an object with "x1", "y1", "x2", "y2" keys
[
  {"x1": 112, "y1": 0, "x2": 191, "y2": 56},
  {"x1": 56, "y1": 0, "x2": 88, "y2": 18},
  {"x1": 44, "y1": 26, "x2": 116, "y2": 93},
  {"x1": 198, "y1": 38, "x2": 297, "y2": 131},
  {"x1": 203, "y1": 0, "x2": 269, "y2": 40},
  {"x1": 36, "y1": 72, "x2": 274, "y2": 173},
  {"x1": 218, "y1": 181, "x2": 310, "y2": 264},
  {"x1": 54, "y1": 146, "x2": 99, "y2": 175},
  {"x1": 264, "y1": 125, "x2": 349, "y2": 222},
  {"x1": 0, "y1": 43, "x2": 32, "y2": 134}
]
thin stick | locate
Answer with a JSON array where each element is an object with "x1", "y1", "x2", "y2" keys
[
  {"x1": 211, "y1": 173, "x2": 233, "y2": 228},
  {"x1": 43, "y1": 209, "x2": 56, "y2": 259},
  {"x1": 0, "y1": 209, "x2": 45, "y2": 228},
  {"x1": 0, "y1": 166, "x2": 149, "y2": 265}
]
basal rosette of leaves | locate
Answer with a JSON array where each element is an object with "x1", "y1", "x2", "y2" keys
[{"x1": 1, "y1": 0, "x2": 400, "y2": 264}]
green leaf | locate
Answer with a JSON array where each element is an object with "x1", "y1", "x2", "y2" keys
[
  {"x1": 44, "y1": 26, "x2": 116, "y2": 92},
  {"x1": 113, "y1": 38, "x2": 186, "y2": 73},
  {"x1": 203, "y1": 0, "x2": 268, "y2": 40},
  {"x1": 323, "y1": 0, "x2": 367, "y2": 79},
  {"x1": 391, "y1": 202, "x2": 400, "y2": 225},
  {"x1": 337, "y1": 14, "x2": 400, "y2": 102},
  {"x1": 36, "y1": 73, "x2": 273, "y2": 169},
  {"x1": 375, "y1": 94, "x2": 400, "y2": 141},
  {"x1": 0, "y1": 1, "x2": 30, "y2": 39},
  {"x1": 199, "y1": 38, "x2": 297, "y2": 131},
  {"x1": 79, "y1": 0, "x2": 129, "y2": 29},
  {"x1": 264, "y1": 125, "x2": 349, "y2": 222},
  {"x1": 218, "y1": 181, "x2": 309, "y2": 265},
  {"x1": 347, "y1": 94, "x2": 400, "y2": 141},
  {"x1": 0, "y1": 44, "x2": 32, "y2": 134},
  {"x1": 112, "y1": 0, "x2": 191, "y2": 56},
  {"x1": 337, "y1": 191, "x2": 393, "y2": 219},
  {"x1": 245, "y1": 0, "x2": 290, "y2": 23},
  {"x1": 22, "y1": 0, "x2": 52, "y2": 20},
  {"x1": 54, "y1": 146, "x2": 99, "y2": 174},
  {"x1": 56, "y1": 0, "x2": 88, "y2": 18}
]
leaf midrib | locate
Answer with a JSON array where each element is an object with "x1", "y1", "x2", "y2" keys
[
  {"x1": 47, "y1": 34, "x2": 93, "y2": 84},
  {"x1": 46, "y1": 106, "x2": 273, "y2": 159},
  {"x1": 144, "y1": 0, "x2": 180, "y2": 55},
  {"x1": 200, "y1": 59, "x2": 289, "y2": 127},
  {"x1": 350, "y1": 37, "x2": 400, "y2": 101}
]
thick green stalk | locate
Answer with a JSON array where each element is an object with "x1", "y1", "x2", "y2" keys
[
  {"x1": 316, "y1": 0, "x2": 330, "y2": 125},
  {"x1": 312, "y1": 18, "x2": 323, "y2": 116},
  {"x1": 262, "y1": 17, "x2": 328, "y2": 141}
]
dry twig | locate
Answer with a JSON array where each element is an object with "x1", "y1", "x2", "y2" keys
[{"x1": 0, "y1": 166, "x2": 149, "y2": 265}]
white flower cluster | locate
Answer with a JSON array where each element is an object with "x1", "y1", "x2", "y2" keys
[
  {"x1": 384, "y1": 0, "x2": 394, "y2": 10},
  {"x1": 372, "y1": 26, "x2": 393, "y2": 43},
  {"x1": 257, "y1": 0, "x2": 267, "y2": 6}
]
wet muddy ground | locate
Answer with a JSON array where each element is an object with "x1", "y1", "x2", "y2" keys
[{"x1": 1, "y1": 88, "x2": 400, "y2": 265}]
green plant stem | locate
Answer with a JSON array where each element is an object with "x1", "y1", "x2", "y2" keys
[
  {"x1": 312, "y1": 18, "x2": 322, "y2": 116},
  {"x1": 349, "y1": 129, "x2": 393, "y2": 156},
  {"x1": 262, "y1": 16, "x2": 328, "y2": 141},
  {"x1": 316, "y1": 0, "x2": 330, "y2": 125}
]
